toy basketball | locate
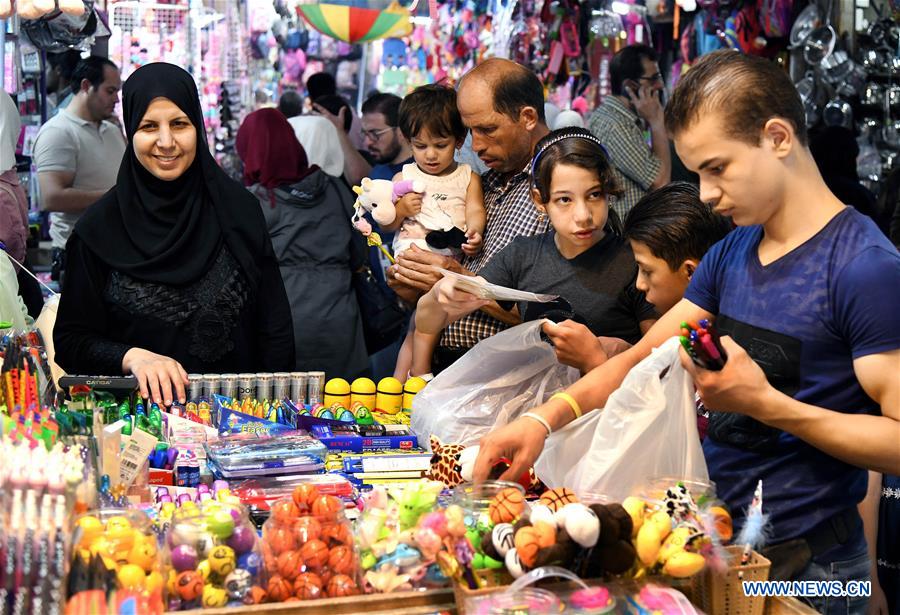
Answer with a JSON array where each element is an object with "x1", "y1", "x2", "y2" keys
[
  {"x1": 539, "y1": 487, "x2": 579, "y2": 512},
  {"x1": 294, "y1": 572, "x2": 324, "y2": 600},
  {"x1": 300, "y1": 539, "x2": 329, "y2": 570},
  {"x1": 492, "y1": 523, "x2": 515, "y2": 557},
  {"x1": 294, "y1": 516, "x2": 322, "y2": 544},
  {"x1": 321, "y1": 522, "x2": 351, "y2": 547},
  {"x1": 267, "y1": 574, "x2": 294, "y2": 602},
  {"x1": 175, "y1": 570, "x2": 204, "y2": 601},
  {"x1": 489, "y1": 487, "x2": 525, "y2": 524},
  {"x1": 276, "y1": 550, "x2": 303, "y2": 580},
  {"x1": 265, "y1": 525, "x2": 296, "y2": 555},
  {"x1": 271, "y1": 500, "x2": 300, "y2": 524},
  {"x1": 327, "y1": 545, "x2": 355, "y2": 575},
  {"x1": 247, "y1": 585, "x2": 268, "y2": 605},
  {"x1": 327, "y1": 574, "x2": 359, "y2": 598},
  {"x1": 513, "y1": 526, "x2": 541, "y2": 568},
  {"x1": 311, "y1": 495, "x2": 343, "y2": 517},
  {"x1": 292, "y1": 484, "x2": 321, "y2": 511}
]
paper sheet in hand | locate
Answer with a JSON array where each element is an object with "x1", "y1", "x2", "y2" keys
[{"x1": 438, "y1": 269, "x2": 558, "y2": 303}]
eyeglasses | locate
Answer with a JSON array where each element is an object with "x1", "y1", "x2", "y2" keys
[
  {"x1": 361, "y1": 126, "x2": 395, "y2": 141},
  {"x1": 638, "y1": 73, "x2": 664, "y2": 83}
]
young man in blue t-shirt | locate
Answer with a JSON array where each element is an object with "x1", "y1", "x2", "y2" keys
[{"x1": 470, "y1": 50, "x2": 900, "y2": 614}]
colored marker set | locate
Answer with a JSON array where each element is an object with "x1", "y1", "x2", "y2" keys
[{"x1": 679, "y1": 319, "x2": 728, "y2": 371}]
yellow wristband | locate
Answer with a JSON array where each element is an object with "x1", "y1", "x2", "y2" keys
[{"x1": 551, "y1": 392, "x2": 582, "y2": 419}]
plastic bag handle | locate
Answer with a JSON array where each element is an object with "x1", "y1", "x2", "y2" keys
[{"x1": 507, "y1": 565, "x2": 590, "y2": 593}]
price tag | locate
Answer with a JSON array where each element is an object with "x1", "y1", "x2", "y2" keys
[{"x1": 119, "y1": 428, "x2": 158, "y2": 488}]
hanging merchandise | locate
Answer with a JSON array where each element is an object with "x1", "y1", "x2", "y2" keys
[
  {"x1": 19, "y1": 2, "x2": 104, "y2": 53},
  {"x1": 297, "y1": 0, "x2": 413, "y2": 45}
]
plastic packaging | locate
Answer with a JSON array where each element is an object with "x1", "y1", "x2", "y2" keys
[
  {"x1": 164, "y1": 501, "x2": 260, "y2": 610},
  {"x1": 68, "y1": 508, "x2": 164, "y2": 614},
  {"x1": 412, "y1": 321, "x2": 579, "y2": 448},
  {"x1": 535, "y1": 337, "x2": 709, "y2": 500},
  {"x1": 204, "y1": 431, "x2": 326, "y2": 479},
  {"x1": 260, "y1": 487, "x2": 362, "y2": 603}
]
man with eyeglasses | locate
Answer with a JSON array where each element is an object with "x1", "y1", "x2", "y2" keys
[{"x1": 588, "y1": 44, "x2": 672, "y2": 218}]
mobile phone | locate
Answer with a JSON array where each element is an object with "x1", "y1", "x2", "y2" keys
[{"x1": 623, "y1": 79, "x2": 640, "y2": 96}]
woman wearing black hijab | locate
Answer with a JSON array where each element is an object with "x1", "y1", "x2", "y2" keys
[{"x1": 54, "y1": 63, "x2": 294, "y2": 405}]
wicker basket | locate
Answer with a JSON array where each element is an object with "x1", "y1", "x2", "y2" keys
[
  {"x1": 692, "y1": 546, "x2": 772, "y2": 615},
  {"x1": 452, "y1": 568, "x2": 514, "y2": 614}
]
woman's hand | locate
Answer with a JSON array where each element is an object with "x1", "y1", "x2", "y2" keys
[
  {"x1": 472, "y1": 415, "x2": 549, "y2": 483},
  {"x1": 122, "y1": 348, "x2": 189, "y2": 406}
]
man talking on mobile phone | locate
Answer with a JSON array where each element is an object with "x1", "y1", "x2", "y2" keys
[{"x1": 588, "y1": 45, "x2": 672, "y2": 219}]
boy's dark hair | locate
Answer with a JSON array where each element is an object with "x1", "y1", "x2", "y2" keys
[
  {"x1": 313, "y1": 94, "x2": 352, "y2": 132},
  {"x1": 306, "y1": 72, "x2": 336, "y2": 101},
  {"x1": 71, "y1": 56, "x2": 118, "y2": 92},
  {"x1": 278, "y1": 90, "x2": 303, "y2": 119},
  {"x1": 362, "y1": 92, "x2": 402, "y2": 127},
  {"x1": 398, "y1": 84, "x2": 466, "y2": 142},
  {"x1": 610, "y1": 44, "x2": 658, "y2": 96},
  {"x1": 665, "y1": 49, "x2": 808, "y2": 147},
  {"x1": 532, "y1": 127, "x2": 624, "y2": 233},
  {"x1": 624, "y1": 182, "x2": 732, "y2": 271}
]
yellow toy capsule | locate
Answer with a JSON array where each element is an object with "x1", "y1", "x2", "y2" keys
[
  {"x1": 375, "y1": 377, "x2": 403, "y2": 415},
  {"x1": 402, "y1": 377, "x2": 427, "y2": 414},
  {"x1": 324, "y1": 378, "x2": 351, "y2": 408},
  {"x1": 350, "y1": 377, "x2": 376, "y2": 411}
]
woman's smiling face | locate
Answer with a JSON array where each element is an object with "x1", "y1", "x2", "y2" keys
[{"x1": 132, "y1": 97, "x2": 197, "y2": 181}]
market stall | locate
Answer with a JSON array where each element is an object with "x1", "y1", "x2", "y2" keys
[{"x1": 0, "y1": 320, "x2": 827, "y2": 615}]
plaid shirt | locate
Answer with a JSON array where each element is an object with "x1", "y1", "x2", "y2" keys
[
  {"x1": 588, "y1": 96, "x2": 662, "y2": 220},
  {"x1": 440, "y1": 165, "x2": 550, "y2": 349}
]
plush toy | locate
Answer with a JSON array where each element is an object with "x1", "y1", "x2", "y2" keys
[
  {"x1": 389, "y1": 480, "x2": 443, "y2": 530},
  {"x1": 424, "y1": 436, "x2": 466, "y2": 487},
  {"x1": 351, "y1": 178, "x2": 424, "y2": 228}
]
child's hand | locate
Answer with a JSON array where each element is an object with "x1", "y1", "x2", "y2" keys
[
  {"x1": 395, "y1": 192, "x2": 423, "y2": 220},
  {"x1": 462, "y1": 229, "x2": 483, "y2": 256}
]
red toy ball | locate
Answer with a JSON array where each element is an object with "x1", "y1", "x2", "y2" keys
[
  {"x1": 294, "y1": 516, "x2": 322, "y2": 544},
  {"x1": 276, "y1": 550, "x2": 303, "y2": 580},
  {"x1": 267, "y1": 574, "x2": 294, "y2": 602},
  {"x1": 294, "y1": 572, "x2": 324, "y2": 600},
  {"x1": 311, "y1": 495, "x2": 343, "y2": 517},
  {"x1": 265, "y1": 525, "x2": 296, "y2": 556},
  {"x1": 300, "y1": 539, "x2": 329, "y2": 570},
  {"x1": 321, "y1": 522, "x2": 351, "y2": 547},
  {"x1": 175, "y1": 570, "x2": 204, "y2": 601},
  {"x1": 292, "y1": 484, "x2": 321, "y2": 511},
  {"x1": 271, "y1": 500, "x2": 301, "y2": 524},
  {"x1": 327, "y1": 545, "x2": 355, "y2": 576},
  {"x1": 326, "y1": 574, "x2": 359, "y2": 598}
]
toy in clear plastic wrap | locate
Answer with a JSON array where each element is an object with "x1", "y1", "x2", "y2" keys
[
  {"x1": 354, "y1": 481, "x2": 449, "y2": 592},
  {"x1": 164, "y1": 501, "x2": 260, "y2": 609},
  {"x1": 67, "y1": 509, "x2": 165, "y2": 614},
  {"x1": 679, "y1": 319, "x2": 728, "y2": 371},
  {"x1": 624, "y1": 479, "x2": 733, "y2": 579},
  {"x1": 259, "y1": 485, "x2": 362, "y2": 603},
  {"x1": 204, "y1": 431, "x2": 326, "y2": 479}
]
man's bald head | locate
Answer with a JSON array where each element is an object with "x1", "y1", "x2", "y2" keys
[{"x1": 459, "y1": 58, "x2": 546, "y2": 125}]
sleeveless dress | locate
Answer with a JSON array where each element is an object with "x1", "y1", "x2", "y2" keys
[{"x1": 393, "y1": 162, "x2": 472, "y2": 257}]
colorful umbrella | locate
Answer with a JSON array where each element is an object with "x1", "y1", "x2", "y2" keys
[{"x1": 297, "y1": 0, "x2": 412, "y2": 44}]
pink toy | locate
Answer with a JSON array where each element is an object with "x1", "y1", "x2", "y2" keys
[
  {"x1": 351, "y1": 178, "x2": 424, "y2": 228},
  {"x1": 570, "y1": 586, "x2": 615, "y2": 613}
]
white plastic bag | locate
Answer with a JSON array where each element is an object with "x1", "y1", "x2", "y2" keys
[
  {"x1": 535, "y1": 337, "x2": 708, "y2": 500},
  {"x1": 411, "y1": 320, "x2": 579, "y2": 450}
]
